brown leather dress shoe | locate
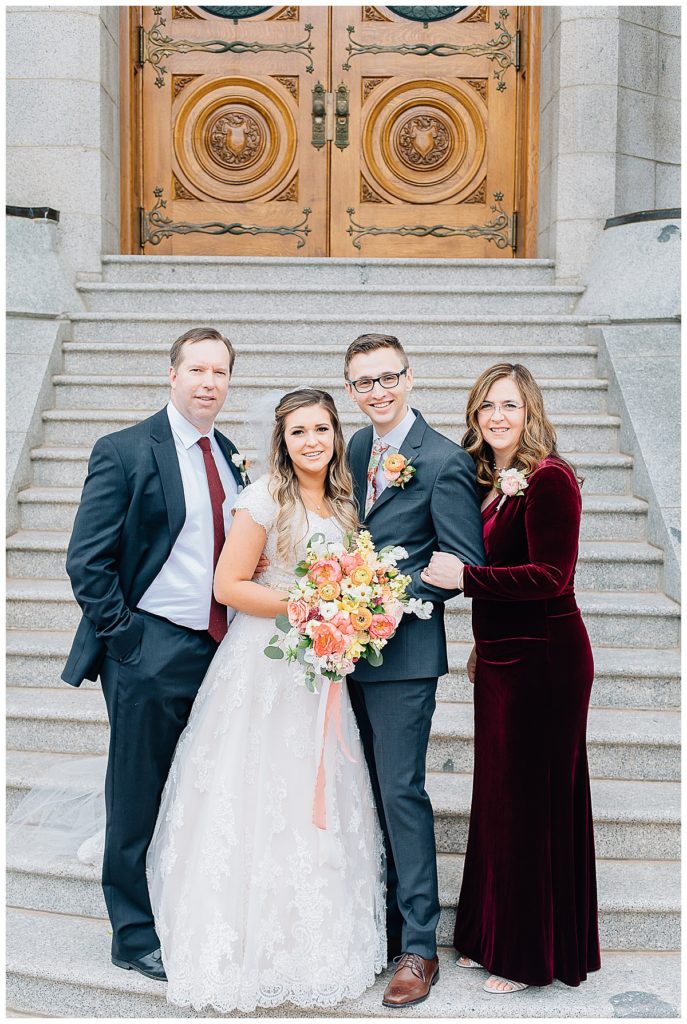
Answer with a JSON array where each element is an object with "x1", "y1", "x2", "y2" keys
[{"x1": 382, "y1": 952, "x2": 439, "y2": 1007}]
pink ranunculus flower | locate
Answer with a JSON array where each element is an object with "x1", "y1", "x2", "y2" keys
[
  {"x1": 340, "y1": 552, "x2": 364, "y2": 575},
  {"x1": 330, "y1": 612, "x2": 355, "y2": 636},
  {"x1": 501, "y1": 475, "x2": 520, "y2": 496},
  {"x1": 311, "y1": 621, "x2": 347, "y2": 658},
  {"x1": 287, "y1": 598, "x2": 310, "y2": 630},
  {"x1": 309, "y1": 558, "x2": 343, "y2": 586},
  {"x1": 384, "y1": 469, "x2": 401, "y2": 481},
  {"x1": 368, "y1": 613, "x2": 397, "y2": 640}
]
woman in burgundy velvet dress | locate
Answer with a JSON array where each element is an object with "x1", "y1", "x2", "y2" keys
[{"x1": 422, "y1": 363, "x2": 600, "y2": 994}]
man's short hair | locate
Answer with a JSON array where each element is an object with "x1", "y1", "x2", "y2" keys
[
  {"x1": 344, "y1": 333, "x2": 409, "y2": 379},
  {"x1": 169, "y1": 327, "x2": 236, "y2": 373}
]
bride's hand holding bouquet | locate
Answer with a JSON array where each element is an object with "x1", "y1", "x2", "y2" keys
[{"x1": 265, "y1": 528, "x2": 432, "y2": 689}]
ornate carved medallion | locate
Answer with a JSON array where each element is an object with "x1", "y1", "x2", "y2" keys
[
  {"x1": 396, "y1": 114, "x2": 452, "y2": 169},
  {"x1": 208, "y1": 109, "x2": 265, "y2": 168}
]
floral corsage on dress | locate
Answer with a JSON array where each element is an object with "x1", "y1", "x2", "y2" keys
[{"x1": 495, "y1": 467, "x2": 529, "y2": 510}]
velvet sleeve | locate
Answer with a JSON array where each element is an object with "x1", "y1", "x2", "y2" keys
[{"x1": 462, "y1": 463, "x2": 581, "y2": 601}]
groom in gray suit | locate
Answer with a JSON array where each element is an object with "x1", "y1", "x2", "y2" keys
[{"x1": 344, "y1": 334, "x2": 484, "y2": 1007}]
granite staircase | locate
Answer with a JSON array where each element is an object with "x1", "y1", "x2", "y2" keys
[{"x1": 6, "y1": 256, "x2": 680, "y2": 1018}]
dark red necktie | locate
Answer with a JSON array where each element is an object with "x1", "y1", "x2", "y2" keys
[{"x1": 197, "y1": 437, "x2": 228, "y2": 643}]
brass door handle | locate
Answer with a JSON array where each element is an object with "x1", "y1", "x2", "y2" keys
[
  {"x1": 311, "y1": 82, "x2": 327, "y2": 149},
  {"x1": 334, "y1": 83, "x2": 349, "y2": 151},
  {"x1": 311, "y1": 83, "x2": 349, "y2": 151}
]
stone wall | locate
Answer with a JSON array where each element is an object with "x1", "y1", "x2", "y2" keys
[
  {"x1": 538, "y1": 6, "x2": 681, "y2": 282},
  {"x1": 6, "y1": 5, "x2": 121, "y2": 280},
  {"x1": 616, "y1": 6, "x2": 681, "y2": 215}
]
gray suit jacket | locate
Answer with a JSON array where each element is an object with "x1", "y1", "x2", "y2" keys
[{"x1": 347, "y1": 410, "x2": 485, "y2": 682}]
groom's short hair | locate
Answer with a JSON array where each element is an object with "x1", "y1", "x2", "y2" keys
[
  {"x1": 344, "y1": 333, "x2": 409, "y2": 378},
  {"x1": 169, "y1": 327, "x2": 236, "y2": 373}
]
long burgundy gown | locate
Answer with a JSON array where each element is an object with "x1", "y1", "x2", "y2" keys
[{"x1": 453, "y1": 456, "x2": 601, "y2": 987}]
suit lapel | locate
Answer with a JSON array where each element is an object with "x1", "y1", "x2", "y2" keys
[
  {"x1": 214, "y1": 429, "x2": 244, "y2": 489},
  {"x1": 366, "y1": 410, "x2": 428, "y2": 519},
  {"x1": 150, "y1": 409, "x2": 186, "y2": 543},
  {"x1": 352, "y1": 424, "x2": 373, "y2": 520}
]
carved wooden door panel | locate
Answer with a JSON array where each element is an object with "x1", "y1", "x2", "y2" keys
[
  {"x1": 140, "y1": 6, "x2": 329, "y2": 255},
  {"x1": 329, "y1": 6, "x2": 519, "y2": 257}
]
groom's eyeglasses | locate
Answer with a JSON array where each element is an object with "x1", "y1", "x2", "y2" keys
[{"x1": 347, "y1": 368, "x2": 408, "y2": 394}]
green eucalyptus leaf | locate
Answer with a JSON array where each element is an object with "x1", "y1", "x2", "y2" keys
[
  {"x1": 275, "y1": 613, "x2": 291, "y2": 633},
  {"x1": 264, "y1": 646, "x2": 284, "y2": 660}
]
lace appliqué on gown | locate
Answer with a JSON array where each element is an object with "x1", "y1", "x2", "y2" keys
[{"x1": 146, "y1": 475, "x2": 386, "y2": 1012}]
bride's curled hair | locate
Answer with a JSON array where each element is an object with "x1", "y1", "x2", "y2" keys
[{"x1": 269, "y1": 389, "x2": 359, "y2": 563}]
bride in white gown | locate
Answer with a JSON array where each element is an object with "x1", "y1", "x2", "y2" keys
[{"x1": 146, "y1": 388, "x2": 386, "y2": 1012}]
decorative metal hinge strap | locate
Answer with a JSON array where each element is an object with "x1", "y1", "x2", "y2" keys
[
  {"x1": 138, "y1": 25, "x2": 147, "y2": 66},
  {"x1": 515, "y1": 29, "x2": 521, "y2": 70},
  {"x1": 343, "y1": 8, "x2": 516, "y2": 91},
  {"x1": 141, "y1": 188, "x2": 312, "y2": 248},
  {"x1": 142, "y1": 7, "x2": 314, "y2": 87},
  {"x1": 346, "y1": 193, "x2": 514, "y2": 251},
  {"x1": 510, "y1": 210, "x2": 518, "y2": 251}
]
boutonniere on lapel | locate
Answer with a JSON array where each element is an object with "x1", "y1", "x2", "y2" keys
[
  {"x1": 231, "y1": 452, "x2": 251, "y2": 486},
  {"x1": 495, "y1": 467, "x2": 529, "y2": 510},
  {"x1": 382, "y1": 452, "x2": 416, "y2": 489}
]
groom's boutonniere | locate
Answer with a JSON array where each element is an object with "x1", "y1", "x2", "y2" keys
[
  {"x1": 382, "y1": 452, "x2": 416, "y2": 489},
  {"x1": 231, "y1": 452, "x2": 251, "y2": 486},
  {"x1": 495, "y1": 467, "x2": 528, "y2": 510}
]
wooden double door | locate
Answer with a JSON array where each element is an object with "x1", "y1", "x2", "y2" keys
[{"x1": 125, "y1": 6, "x2": 539, "y2": 257}]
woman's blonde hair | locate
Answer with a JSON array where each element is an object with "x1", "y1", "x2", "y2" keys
[
  {"x1": 268, "y1": 389, "x2": 359, "y2": 562},
  {"x1": 462, "y1": 363, "x2": 579, "y2": 489}
]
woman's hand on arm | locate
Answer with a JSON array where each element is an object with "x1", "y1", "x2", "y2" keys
[
  {"x1": 214, "y1": 510, "x2": 288, "y2": 619},
  {"x1": 420, "y1": 551, "x2": 465, "y2": 590}
]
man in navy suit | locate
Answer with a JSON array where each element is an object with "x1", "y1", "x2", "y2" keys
[
  {"x1": 63, "y1": 328, "x2": 247, "y2": 980},
  {"x1": 344, "y1": 334, "x2": 485, "y2": 1007}
]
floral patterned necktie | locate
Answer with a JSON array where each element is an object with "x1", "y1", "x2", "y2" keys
[{"x1": 365, "y1": 439, "x2": 390, "y2": 512}]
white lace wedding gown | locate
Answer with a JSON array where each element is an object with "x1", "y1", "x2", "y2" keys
[{"x1": 146, "y1": 475, "x2": 386, "y2": 1012}]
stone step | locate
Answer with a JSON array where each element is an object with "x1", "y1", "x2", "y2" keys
[
  {"x1": 30, "y1": 443, "x2": 635, "y2": 495},
  {"x1": 41, "y1": 408, "x2": 622, "y2": 452},
  {"x1": 429, "y1": 702, "x2": 680, "y2": 781},
  {"x1": 7, "y1": 751, "x2": 680, "y2": 861},
  {"x1": 6, "y1": 909, "x2": 681, "y2": 1018},
  {"x1": 69, "y1": 312, "x2": 608, "y2": 346},
  {"x1": 14, "y1": 484, "x2": 646, "y2": 542},
  {"x1": 438, "y1": 642, "x2": 681, "y2": 709},
  {"x1": 52, "y1": 374, "x2": 609, "y2": 415},
  {"x1": 428, "y1": 772, "x2": 681, "y2": 861},
  {"x1": 6, "y1": 684, "x2": 680, "y2": 783},
  {"x1": 62, "y1": 341, "x2": 600, "y2": 378},
  {"x1": 99, "y1": 254, "x2": 557, "y2": 286},
  {"x1": 77, "y1": 282, "x2": 585, "y2": 317},
  {"x1": 6, "y1": 687, "x2": 679, "y2": 781},
  {"x1": 5, "y1": 530, "x2": 663, "y2": 591},
  {"x1": 6, "y1": 579, "x2": 679, "y2": 648},
  {"x1": 6, "y1": 843, "x2": 679, "y2": 952},
  {"x1": 8, "y1": 632, "x2": 681, "y2": 710}
]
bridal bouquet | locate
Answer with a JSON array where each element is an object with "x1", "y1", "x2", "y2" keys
[{"x1": 264, "y1": 530, "x2": 432, "y2": 690}]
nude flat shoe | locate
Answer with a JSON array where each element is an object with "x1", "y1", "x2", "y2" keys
[
  {"x1": 483, "y1": 974, "x2": 529, "y2": 993},
  {"x1": 456, "y1": 955, "x2": 482, "y2": 969}
]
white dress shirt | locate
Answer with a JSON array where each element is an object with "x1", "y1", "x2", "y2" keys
[
  {"x1": 138, "y1": 401, "x2": 238, "y2": 630},
  {"x1": 372, "y1": 405, "x2": 416, "y2": 501}
]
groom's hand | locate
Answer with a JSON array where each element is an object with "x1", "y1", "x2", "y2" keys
[{"x1": 253, "y1": 553, "x2": 270, "y2": 578}]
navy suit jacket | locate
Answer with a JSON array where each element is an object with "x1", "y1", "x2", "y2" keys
[
  {"x1": 347, "y1": 410, "x2": 485, "y2": 682},
  {"x1": 62, "y1": 407, "x2": 243, "y2": 687}
]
